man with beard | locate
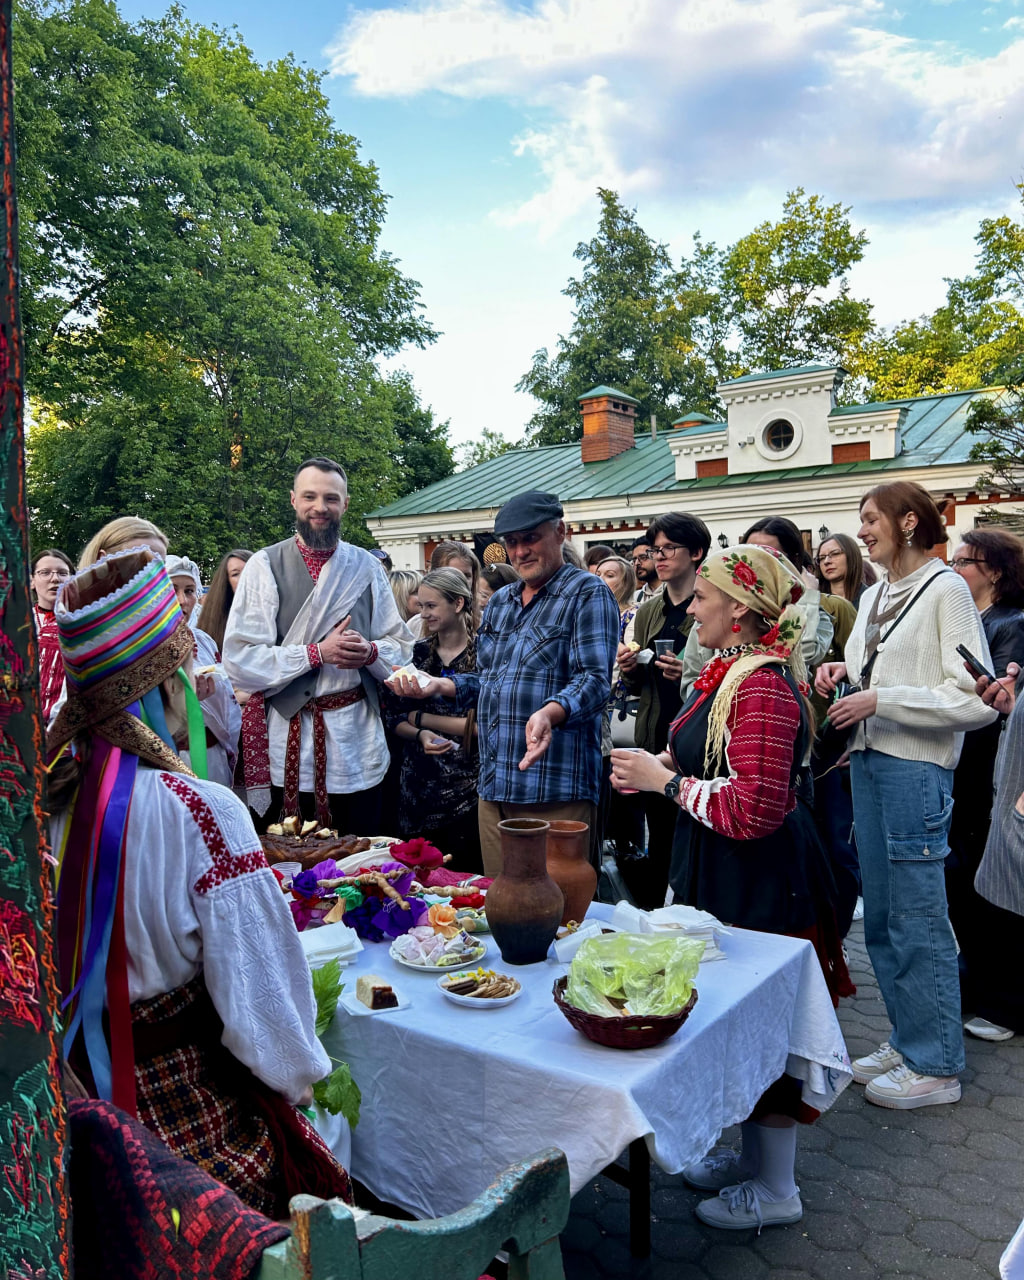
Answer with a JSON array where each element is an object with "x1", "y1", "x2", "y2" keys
[
  {"x1": 224, "y1": 457, "x2": 412, "y2": 832},
  {"x1": 630, "y1": 537, "x2": 661, "y2": 604}
]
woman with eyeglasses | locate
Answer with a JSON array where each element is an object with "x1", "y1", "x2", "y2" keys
[
  {"x1": 815, "y1": 533, "x2": 868, "y2": 608},
  {"x1": 31, "y1": 547, "x2": 73, "y2": 719},
  {"x1": 947, "y1": 527, "x2": 1024, "y2": 1043}
]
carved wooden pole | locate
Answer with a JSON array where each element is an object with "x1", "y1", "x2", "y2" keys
[{"x1": 0, "y1": 0, "x2": 71, "y2": 1271}]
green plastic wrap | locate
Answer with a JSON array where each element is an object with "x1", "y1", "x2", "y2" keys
[{"x1": 565, "y1": 932, "x2": 704, "y2": 1017}]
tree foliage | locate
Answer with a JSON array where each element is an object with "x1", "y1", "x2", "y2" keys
[
  {"x1": 17, "y1": 0, "x2": 449, "y2": 569},
  {"x1": 961, "y1": 188, "x2": 1024, "y2": 492},
  {"x1": 518, "y1": 188, "x2": 872, "y2": 445},
  {"x1": 456, "y1": 427, "x2": 519, "y2": 471},
  {"x1": 723, "y1": 188, "x2": 872, "y2": 372},
  {"x1": 517, "y1": 189, "x2": 718, "y2": 445}
]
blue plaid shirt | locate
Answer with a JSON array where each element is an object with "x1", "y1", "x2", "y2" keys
[{"x1": 452, "y1": 564, "x2": 619, "y2": 805}]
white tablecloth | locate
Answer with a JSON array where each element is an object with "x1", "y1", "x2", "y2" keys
[{"x1": 322, "y1": 906, "x2": 852, "y2": 1219}]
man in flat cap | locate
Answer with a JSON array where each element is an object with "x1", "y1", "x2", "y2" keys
[{"x1": 388, "y1": 490, "x2": 619, "y2": 874}]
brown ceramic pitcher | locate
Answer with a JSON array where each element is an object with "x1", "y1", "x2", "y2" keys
[
  {"x1": 485, "y1": 819, "x2": 564, "y2": 965},
  {"x1": 546, "y1": 820, "x2": 597, "y2": 926}
]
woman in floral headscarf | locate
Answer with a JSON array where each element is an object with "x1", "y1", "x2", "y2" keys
[{"x1": 611, "y1": 543, "x2": 849, "y2": 1234}]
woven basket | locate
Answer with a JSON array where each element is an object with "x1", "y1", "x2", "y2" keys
[{"x1": 552, "y1": 976, "x2": 697, "y2": 1049}]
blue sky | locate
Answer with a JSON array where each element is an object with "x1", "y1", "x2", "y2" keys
[{"x1": 117, "y1": 0, "x2": 1024, "y2": 449}]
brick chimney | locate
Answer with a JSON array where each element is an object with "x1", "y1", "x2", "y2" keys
[{"x1": 577, "y1": 385, "x2": 639, "y2": 462}]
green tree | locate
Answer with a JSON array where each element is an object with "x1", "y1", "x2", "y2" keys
[
  {"x1": 723, "y1": 188, "x2": 872, "y2": 372},
  {"x1": 961, "y1": 188, "x2": 1024, "y2": 491},
  {"x1": 517, "y1": 189, "x2": 718, "y2": 445},
  {"x1": 17, "y1": 0, "x2": 441, "y2": 568},
  {"x1": 456, "y1": 427, "x2": 519, "y2": 470},
  {"x1": 385, "y1": 371, "x2": 455, "y2": 495}
]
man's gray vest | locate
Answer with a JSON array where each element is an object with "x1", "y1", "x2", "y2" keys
[{"x1": 263, "y1": 538, "x2": 380, "y2": 721}]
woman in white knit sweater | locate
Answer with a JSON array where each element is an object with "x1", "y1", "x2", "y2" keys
[{"x1": 816, "y1": 481, "x2": 996, "y2": 1110}]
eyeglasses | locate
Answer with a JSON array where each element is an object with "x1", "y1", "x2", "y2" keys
[
  {"x1": 33, "y1": 569, "x2": 69, "y2": 579},
  {"x1": 813, "y1": 552, "x2": 843, "y2": 566},
  {"x1": 650, "y1": 544, "x2": 686, "y2": 559},
  {"x1": 951, "y1": 557, "x2": 987, "y2": 571},
  {"x1": 631, "y1": 553, "x2": 652, "y2": 563}
]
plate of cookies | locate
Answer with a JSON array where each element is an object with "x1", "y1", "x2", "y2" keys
[{"x1": 437, "y1": 969, "x2": 522, "y2": 1007}]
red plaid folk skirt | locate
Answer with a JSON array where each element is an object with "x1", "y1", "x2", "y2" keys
[{"x1": 130, "y1": 975, "x2": 351, "y2": 1217}]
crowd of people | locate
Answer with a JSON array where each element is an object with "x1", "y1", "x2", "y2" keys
[{"x1": 33, "y1": 456, "x2": 1024, "y2": 1236}]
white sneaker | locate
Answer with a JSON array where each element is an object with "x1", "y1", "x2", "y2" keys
[
  {"x1": 851, "y1": 1041, "x2": 903, "y2": 1084},
  {"x1": 964, "y1": 1016, "x2": 1014, "y2": 1042},
  {"x1": 682, "y1": 1149, "x2": 746, "y2": 1192},
  {"x1": 695, "y1": 1180, "x2": 802, "y2": 1233},
  {"x1": 865, "y1": 1064, "x2": 961, "y2": 1110},
  {"x1": 852, "y1": 896, "x2": 864, "y2": 921}
]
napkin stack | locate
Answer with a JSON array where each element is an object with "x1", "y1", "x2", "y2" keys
[
  {"x1": 299, "y1": 920, "x2": 364, "y2": 967},
  {"x1": 609, "y1": 901, "x2": 728, "y2": 962}
]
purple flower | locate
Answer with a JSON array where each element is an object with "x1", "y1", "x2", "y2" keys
[
  {"x1": 371, "y1": 895, "x2": 428, "y2": 939},
  {"x1": 290, "y1": 869, "x2": 321, "y2": 899}
]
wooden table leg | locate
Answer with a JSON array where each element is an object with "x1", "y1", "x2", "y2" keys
[
  {"x1": 599, "y1": 1137, "x2": 652, "y2": 1259},
  {"x1": 628, "y1": 1138, "x2": 651, "y2": 1258}
]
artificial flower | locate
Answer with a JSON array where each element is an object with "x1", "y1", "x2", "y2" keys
[
  {"x1": 428, "y1": 902, "x2": 459, "y2": 938},
  {"x1": 388, "y1": 837, "x2": 445, "y2": 870},
  {"x1": 451, "y1": 892, "x2": 486, "y2": 910}
]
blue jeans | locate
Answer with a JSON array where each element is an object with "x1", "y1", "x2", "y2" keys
[{"x1": 850, "y1": 750, "x2": 964, "y2": 1077}]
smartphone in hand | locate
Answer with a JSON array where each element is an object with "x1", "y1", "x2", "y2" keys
[{"x1": 956, "y1": 643, "x2": 995, "y2": 683}]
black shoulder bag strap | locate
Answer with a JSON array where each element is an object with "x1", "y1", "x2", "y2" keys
[{"x1": 858, "y1": 569, "x2": 950, "y2": 689}]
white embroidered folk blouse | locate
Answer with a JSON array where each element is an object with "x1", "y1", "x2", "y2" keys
[{"x1": 51, "y1": 767, "x2": 329, "y2": 1104}]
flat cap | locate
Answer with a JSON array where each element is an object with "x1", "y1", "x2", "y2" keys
[{"x1": 493, "y1": 490, "x2": 564, "y2": 536}]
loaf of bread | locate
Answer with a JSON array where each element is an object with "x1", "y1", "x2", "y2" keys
[{"x1": 356, "y1": 973, "x2": 398, "y2": 1010}]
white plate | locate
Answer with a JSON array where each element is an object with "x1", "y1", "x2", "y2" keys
[
  {"x1": 388, "y1": 939, "x2": 488, "y2": 972},
  {"x1": 339, "y1": 990, "x2": 411, "y2": 1017},
  {"x1": 436, "y1": 973, "x2": 523, "y2": 1008}
]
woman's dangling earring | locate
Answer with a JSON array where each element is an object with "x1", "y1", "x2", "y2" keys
[
  {"x1": 731, "y1": 622, "x2": 742, "y2": 633},
  {"x1": 903, "y1": 527, "x2": 914, "y2": 547}
]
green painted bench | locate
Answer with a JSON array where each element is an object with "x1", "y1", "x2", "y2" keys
[{"x1": 256, "y1": 1147, "x2": 569, "y2": 1280}]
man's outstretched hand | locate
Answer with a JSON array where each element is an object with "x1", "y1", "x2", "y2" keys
[{"x1": 519, "y1": 703, "x2": 566, "y2": 770}]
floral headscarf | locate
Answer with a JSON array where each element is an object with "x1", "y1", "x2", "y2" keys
[{"x1": 696, "y1": 544, "x2": 809, "y2": 772}]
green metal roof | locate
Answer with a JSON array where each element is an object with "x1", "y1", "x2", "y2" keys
[
  {"x1": 671, "y1": 411, "x2": 717, "y2": 426},
  {"x1": 829, "y1": 400, "x2": 910, "y2": 417},
  {"x1": 671, "y1": 421, "x2": 726, "y2": 436},
  {"x1": 368, "y1": 387, "x2": 1000, "y2": 520},
  {"x1": 720, "y1": 363, "x2": 842, "y2": 388},
  {"x1": 577, "y1": 384, "x2": 640, "y2": 404}
]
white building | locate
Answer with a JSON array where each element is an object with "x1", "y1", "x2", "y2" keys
[{"x1": 366, "y1": 365, "x2": 1019, "y2": 565}]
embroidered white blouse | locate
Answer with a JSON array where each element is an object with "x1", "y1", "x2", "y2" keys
[{"x1": 51, "y1": 768, "x2": 329, "y2": 1104}]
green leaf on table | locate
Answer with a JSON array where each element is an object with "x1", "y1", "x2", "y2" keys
[
  {"x1": 311, "y1": 957, "x2": 344, "y2": 1037},
  {"x1": 313, "y1": 1062, "x2": 362, "y2": 1128}
]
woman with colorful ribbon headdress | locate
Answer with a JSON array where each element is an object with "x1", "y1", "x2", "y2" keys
[
  {"x1": 48, "y1": 549, "x2": 350, "y2": 1216},
  {"x1": 611, "y1": 544, "x2": 849, "y2": 1234}
]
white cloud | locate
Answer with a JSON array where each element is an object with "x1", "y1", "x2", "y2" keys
[{"x1": 329, "y1": 0, "x2": 1024, "y2": 230}]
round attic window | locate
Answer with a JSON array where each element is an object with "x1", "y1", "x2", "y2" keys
[{"x1": 764, "y1": 419, "x2": 795, "y2": 452}]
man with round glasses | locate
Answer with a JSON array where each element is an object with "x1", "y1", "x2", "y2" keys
[
  {"x1": 616, "y1": 512, "x2": 711, "y2": 907},
  {"x1": 630, "y1": 537, "x2": 661, "y2": 604}
]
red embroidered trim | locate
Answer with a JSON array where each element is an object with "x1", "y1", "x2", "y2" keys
[
  {"x1": 282, "y1": 688, "x2": 366, "y2": 825},
  {"x1": 307, "y1": 642, "x2": 322, "y2": 669},
  {"x1": 159, "y1": 773, "x2": 266, "y2": 894},
  {"x1": 296, "y1": 539, "x2": 335, "y2": 583}
]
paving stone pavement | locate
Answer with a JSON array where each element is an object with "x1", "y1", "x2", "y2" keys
[{"x1": 559, "y1": 922, "x2": 1024, "y2": 1279}]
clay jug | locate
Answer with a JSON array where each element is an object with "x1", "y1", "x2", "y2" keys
[
  {"x1": 546, "y1": 820, "x2": 597, "y2": 926},
  {"x1": 485, "y1": 819, "x2": 564, "y2": 965}
]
